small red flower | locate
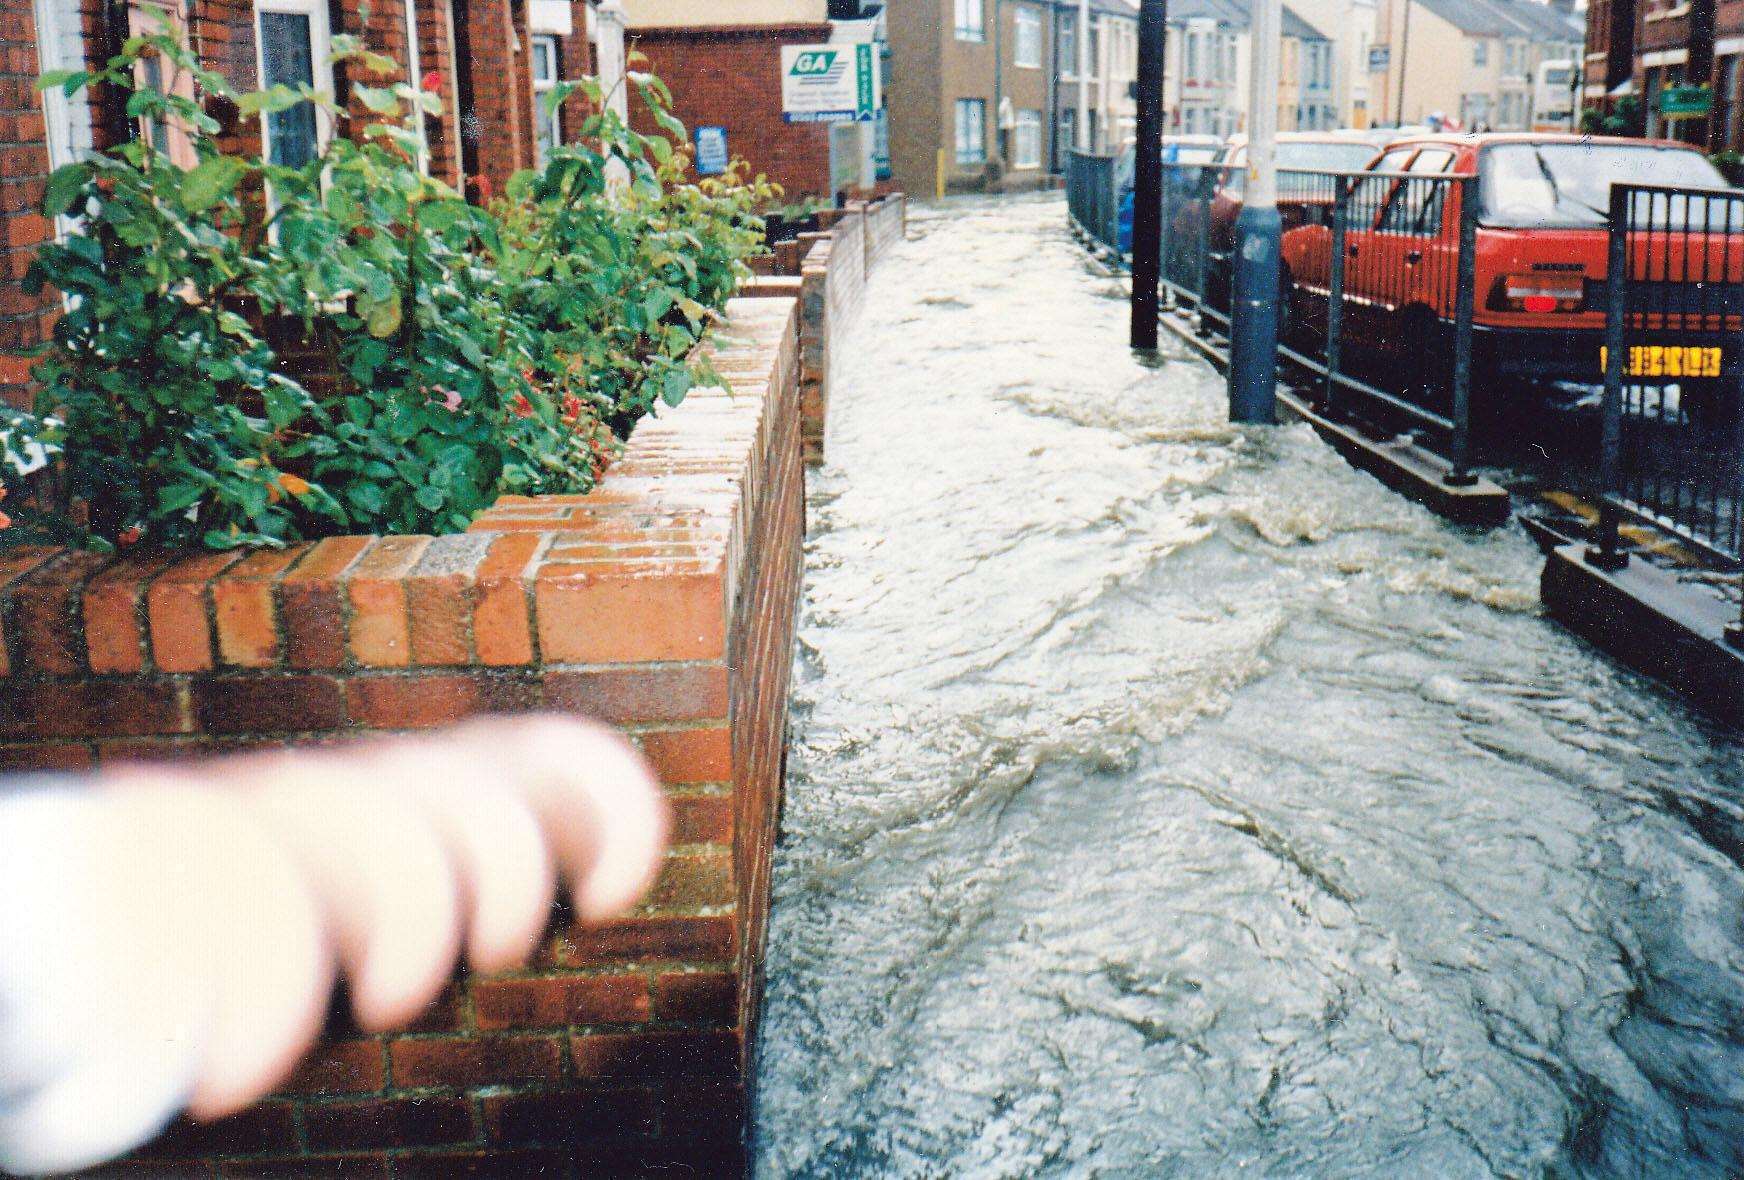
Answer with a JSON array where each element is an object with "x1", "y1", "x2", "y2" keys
[
  {"x1": 421, "y1": 70, "x2": 442, "y2": 94},
  {"x1": 560, "y1": 394, "x2": 584, "y2": 423},
  {"x1": 511, "y1": 392, "x2": 534, "y2": 418},
  {"x1": 117, "y1": 525, "x2": 142, "y2": 547},
  {"x1": 429, "y1": 386, "x2": 462, "y2": 412}
]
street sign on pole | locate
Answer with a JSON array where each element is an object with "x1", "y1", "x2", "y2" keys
[
  {"x1": 1130, "y1": 0, "x2": 1166, "y2": 351},
  {"x1": 781, "y1": 44, "x2": 881, "y2": 124},
  {"x1": 1227, "y1": 0, "x2": 1279, "y2": 423}
]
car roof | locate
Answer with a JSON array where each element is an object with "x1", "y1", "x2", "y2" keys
[
  {"x1": 1224, "y1": 131, "x2": 1391, "y2": 148},
  {"x1": 1379, "y1": 132, "x2": 1698, "y2": 150}
]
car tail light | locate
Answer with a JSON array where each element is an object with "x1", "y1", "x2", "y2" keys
[{"x1": 1491, "y1": 272, "x2": 1585, "y2": 313}]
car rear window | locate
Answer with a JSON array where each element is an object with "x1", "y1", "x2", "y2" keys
[
  {"x1": 1276, "y1": 141, "x2": 1382, "y2": 171},
  {"x1": 1479, "y1": 142, "x2": 1732, "y2": 228}
]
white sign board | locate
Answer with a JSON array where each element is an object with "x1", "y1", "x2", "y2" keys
[{"x1": 781, "y1": 44, "x2": 881, "y2": 124}]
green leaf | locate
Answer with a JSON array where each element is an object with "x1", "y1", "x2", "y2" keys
[
  {"x1": 180, "y1": 155, "x2": 247, "y2": 212},
  {"x1": 414, "y1": 484, "x2": 446, "y2": 511},
  {"x1": 660, "y1": 368, "x2": 692, "y2": 408},
  {"x1": 354, "y1": 84, "x2": 400, "y2": 114},
  {"x1": 36, "y1": 70, "x2": 88, "y2": 96},
  {"x1": 42, "y1": 163, "x2": 91, "y2": 218},
  {"x1": 359, "y1": 290, "x2": 403, "y2": 338}
]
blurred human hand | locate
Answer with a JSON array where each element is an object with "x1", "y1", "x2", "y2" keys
[{"x1": 0, "y1": 715, "x2": 667, "y2": 1176}]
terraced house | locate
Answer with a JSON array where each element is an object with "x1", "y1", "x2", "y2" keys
[{"x1": 1, "y1": 0, "x2": 599, "y2": 409}]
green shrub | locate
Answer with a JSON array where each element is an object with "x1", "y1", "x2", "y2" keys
[{"x1": 6, "y1": 30, "x2": 767, "y2": 551}]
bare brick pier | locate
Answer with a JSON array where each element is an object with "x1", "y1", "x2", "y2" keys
[{"x1": 0, "y1": 298, "x2": 802, "y2": 1176}]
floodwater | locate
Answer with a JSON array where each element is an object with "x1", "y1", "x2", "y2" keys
[{"x1": 751, "y1": 194, "x2": 1744, "y2": 1178}]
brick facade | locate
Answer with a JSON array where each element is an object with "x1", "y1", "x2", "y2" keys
[
  {"x1": 0, "y1": 298, "x2": 803, "y2": 1175},
  {"x1": 1, "y1": 0, "x2": 596, "y2": 407},
  {"x1": 627, "y1": 23, "x2": 834, "y2": 200}
]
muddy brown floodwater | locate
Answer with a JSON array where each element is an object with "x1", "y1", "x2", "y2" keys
[{"x1": 752, "y1": 194, "x2": 1744, "y2": 1178}]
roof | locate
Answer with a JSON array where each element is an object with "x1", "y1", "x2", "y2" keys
[
  {"x1": 1166, "y1": 0, "x2": 1330, "y2": 40},
  {"x1": 1410, "y1": 0, "x2": 1582, "y2": 41}
]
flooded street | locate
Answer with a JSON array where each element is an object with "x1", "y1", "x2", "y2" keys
[{"x1": 751, "y1": 194, "x2": 1744, "y2": 1178}]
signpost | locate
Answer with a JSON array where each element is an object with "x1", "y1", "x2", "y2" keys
[{"x1": 781, "y1": 44, "x2": 881, "y2": 124}]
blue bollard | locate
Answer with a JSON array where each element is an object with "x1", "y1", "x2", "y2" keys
[{"x1": 1226, "y1": 203, "x2": 1280, "y2": 425}]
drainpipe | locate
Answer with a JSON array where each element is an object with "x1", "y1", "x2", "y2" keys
[
  {"x1": 595, "y1": 0, "x2": 629, "y2": 190},
  {"x1": 1078, "y1": 0, "x2": 1091, "y2": 146},
  {"x1": 994, "y1": 0, "x2": 1004, "y2": 176},
  {"x1": 1395, "y1": 0, "x2": 1411, "y2": 124}
]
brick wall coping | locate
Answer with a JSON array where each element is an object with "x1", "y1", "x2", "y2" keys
[{"x1": 0, "y1": 298, "x2": 799, "y2": 760}]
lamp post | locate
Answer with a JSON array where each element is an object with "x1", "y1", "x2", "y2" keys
[
  {"x1": 1226, "y1": 0, "x2": 1279, "y2": 422},
  {"x1": 1130, "y1": 0, "x2": 1166, "y2": 351}
]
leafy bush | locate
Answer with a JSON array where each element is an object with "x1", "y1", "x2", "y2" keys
[{"x1": 7, "y1": 32, "x2": 768, "y2": 550}]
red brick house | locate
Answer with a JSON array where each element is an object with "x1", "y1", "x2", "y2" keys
[{"x1": 1, "y1": 0, "x2": 598, "y2": 409}]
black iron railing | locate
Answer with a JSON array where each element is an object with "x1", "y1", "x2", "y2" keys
[
  {"x1": 1595, "y1": 183, "x2": 1744, "y2": 642},
  {"x1": 1066, "y1": 151, "x2": 1121, "y2": 254},
  {"x1": 1157, "y1": 162, "x2": 1480, "y2": 483}
]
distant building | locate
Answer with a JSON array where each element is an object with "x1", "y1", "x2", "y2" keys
[
  {"x1": 1369, "y1": 0, "x2": 1582, "y2": 130},
  {"x1": 883, "y1": 0, "x2": 1127, "y2": 193},
  {"x1": 619, "y1": 0, "x2": 847, "y2": 199},
  {"x1": 1583, "y1": 0, "x2": 1744, "y2": 149},
  {"x1": 1164, "y1": 0, "x2": 1340, "y2": 134}
]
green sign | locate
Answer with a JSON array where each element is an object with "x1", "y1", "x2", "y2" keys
[{"x1": 1660, "y1": 84, "x2": 1712, "y2": 118}]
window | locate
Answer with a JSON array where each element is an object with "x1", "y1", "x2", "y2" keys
[
  {"x1": 955, "y1": 0, "x2": 985, "y2": 42},
  {"x1": 1185, "y1": 32, "x2": 1199, "y2": 80},
  {"x1": 1473, "y1": 40, "x2": 1488, "y2": 67},
  {"x1": 1087, "y1": 107, "x2": 1100, "y2": 152},
  {"x1": 256, "y1": 0, "x2": 333, "y2": 169},
  {"x1": 1059, "y1": 106, "x2": 1076, "y2": 156},
  {"x1": 531, "y1": 34, "x2": 560, "y2": 166},
  {"x1": 954, "y1": 97, "x2": 986, "y2": 164},
  {"x1": 1014, "y1": 5, "x2": 1042, "y2": 68},
  {"x1": 1379, "y1": 148, "x2": 1454, "y2": 234},
  {"x1": 1088, "y1": 19, "x2": 1102, "y2": 77},
  {"x1": 1058, "y1": 12, "x2": 1077, "y2": 74},
  {"x1": 1720, "y1": 56, "x2": 1743, "y2": 151},
  {"x1": 128, "y1": 0, "x2": 199, "y2": 168},
  {"x1": 1013, "y1": 108, "x2": 1042, "y2": 168}
]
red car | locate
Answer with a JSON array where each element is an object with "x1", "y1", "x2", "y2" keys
[
  {"x1": 1278, "y1": 133, "x2": 1740, "y2": 421},
  {"x1": 1191, "y1": 133, "x2": 1389, "y2": 307}
]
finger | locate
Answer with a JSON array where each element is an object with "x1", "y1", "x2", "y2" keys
[
  {"x1": 459, "y1": 715, "x2": 669, "y2": 922},
  {"x1": 242, "y1": 766, "x2": 461, "y2": 1033},
  {"x1": 347, "y1": 738, "x2": 557, "y2": 974}
]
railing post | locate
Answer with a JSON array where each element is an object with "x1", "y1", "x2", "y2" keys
[
  {"x1": 1324, "y1": 175, "x2": 1349, "y2": 416},
  {"x1": 1445, "y1": 174, "x2": 1478, "y2": 486},
  {"x1": 1159, "y1": 165, "x2": 1175, "y2": 309},
  {"x1": 1194, "y1": 170, "x2": 1211, "y2": 326},
  {"x1": 1591, "y1": 182, "x2": 1630, "y2": 571}
]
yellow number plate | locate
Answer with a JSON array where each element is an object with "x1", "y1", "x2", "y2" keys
[{"x1": 1599, "y1": 345, "x2": 1723, "y2": 378}]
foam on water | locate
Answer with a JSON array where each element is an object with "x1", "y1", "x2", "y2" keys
[{"x1": 754, "y1": 195, "x2": 1744, "y2": 1178}]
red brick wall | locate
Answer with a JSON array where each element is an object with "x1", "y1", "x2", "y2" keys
[
  {"x1": 0, "y1": 298, "x2": 804, "y2": 1176},
  {"x1": 0, "y1": 0, "x2": 63, "y2": 410},
  {"x1": 628, "y1": 23, "x2": 834, "y2": 201},
  {"x1": 739, "y1": 193, "x2": 906, "y2": 465}
]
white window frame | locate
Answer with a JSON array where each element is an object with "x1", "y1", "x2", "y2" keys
[
  {"x1": 954, "y1": 97, "x2": 986, "y2": 165},
  {"x1": 32, "y1": 0, "x2": 92, "y2": 174},
  {"x1": 530, "y1": 33, "x2": 561, "y2": 166},
  {"x1": 1013, "y1": 5, "x2": 1042, "y2": 68},
  {"x1": 254, "y1": 0, "x2": 335, "y2": 169},
  {"x1": 1057, "y1": 11, "x2": 1076, "y2": 76},
  {"x1": 1012, "y1": 108, "x2": 1042, "y2": 168},
  {"x1": 955, "y1": 0, "x2": 985, "y2": 42}
]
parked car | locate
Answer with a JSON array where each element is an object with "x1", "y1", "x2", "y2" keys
[
  {"x1": 1187, "y1": 133, "x2": 1384, "y2": 307},
  {"x1": 1115, "y1": 136, "x2": 1223, "y2": 253},
  {"x1": 1277, "y1": 133, "x2": 1740, "y2": 422}
]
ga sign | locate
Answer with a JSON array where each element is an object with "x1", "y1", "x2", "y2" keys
[{"x1": 781, "y1": 43, "x2": 881, "y2": 124}]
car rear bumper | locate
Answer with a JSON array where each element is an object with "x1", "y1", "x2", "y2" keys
[{"x1": 1472, "y1": 324, "x2": 1740, "y2": 383}]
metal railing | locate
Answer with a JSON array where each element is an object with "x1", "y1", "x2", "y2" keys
[
  {"x1": 1066, "y1": 150, "x2": 1121, "y2": 254},
  {"x1": 1595, "y1": 182, "x2": 1744, "y2": 641},
  {"x1": 1157, "y1": 162, "x2": 1479, "y2": 482}
]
